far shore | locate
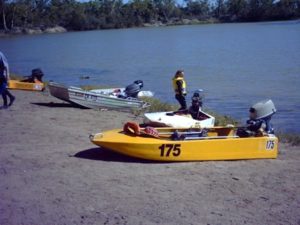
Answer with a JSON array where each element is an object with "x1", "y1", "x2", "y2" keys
[
  {"x1": 0, "y1": 26, "x2": 67, "y2": 37},
  {"x1": 1, "y1": 18, "x2": 300, "y2": 38},
  {"x1": 0, "y1": 18, "x2": 219, "y2": 37}
]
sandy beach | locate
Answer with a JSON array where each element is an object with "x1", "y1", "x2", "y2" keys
[{"x1": 0, "y1": 89, "x2": 299, "y2": 225}]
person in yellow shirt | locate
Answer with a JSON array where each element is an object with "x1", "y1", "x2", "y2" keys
[{"x1": 172, "y1": 70, "x2": 187, "y2": 110}]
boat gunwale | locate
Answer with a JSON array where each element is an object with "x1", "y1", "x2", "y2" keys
[{"x1": 48, "y1": 82, "x2": 150, "y2": 109}]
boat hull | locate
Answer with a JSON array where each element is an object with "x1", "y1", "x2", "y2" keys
[
  {"x1": 8, "y1": 80, "x2": 44, "y2": 91},
  {"x1": 48, "y1": 82, "x2": 70, "y2": 102},
  {"x1": 48, "y1": 82, "x2": 149, "y2": 111},
  {"x1": 90, "y1": 128, "x2": 278, "y2": 161}
]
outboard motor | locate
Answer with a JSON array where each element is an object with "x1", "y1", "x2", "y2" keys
[
  {"x1": 31, "y1": 68, "x2": 44, "y2": 82},
  {"x1": 187, "y1": 90, "x2": 204, "y2": 119},
  {"x1": 125, "y1": 80, "x2": 143, "y2": 98},
  {"x1": 250, "y1": 99, "x2": 276, "y2": 119},
  {"x1": 134, "y1": 80, "x2": 143, "y2": 89},
  {"x1": 250, "y1": 99, "x2": 276, "y2": 133},
  {"x1": 191, "y1": 90, "x2": 204, "y2": 109},
  {"x1": 237, "y1": 99, "x2": 276, "y2": 137},
  {"x1": 22, "y1": 68, "x2": 44, "y2": 83}
]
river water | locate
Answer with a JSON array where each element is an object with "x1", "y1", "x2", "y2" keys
[{"x1": 1, "y1": 20, "x2": 299, "y2": 133}]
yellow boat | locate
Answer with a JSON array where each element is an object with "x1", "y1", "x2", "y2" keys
[
  {"x1": 90, "y1": 125, "x2": 278, "y2": 161},
  {"x1": 8, "y1": 80, "x2": 45, "y2": 91}
]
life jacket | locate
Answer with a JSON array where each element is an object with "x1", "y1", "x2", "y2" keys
[{"x1": 172, "y1": 77, "x2": 186, "y2": 95}]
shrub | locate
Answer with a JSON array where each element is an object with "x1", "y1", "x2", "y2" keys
[
  {"x1": 141, "y1": 97, "x2": 177, "y2": 112},
  {"x1": 277, "y1": 132, "x2": 300, "y2": 146}
]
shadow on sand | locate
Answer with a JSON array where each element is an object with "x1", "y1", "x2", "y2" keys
[
  {"x1": 31, "y1": 102, "x2": 87, "y2": 109},
  {"x1": 74, "y1": 147, "x2": 166, "y2": 164}
]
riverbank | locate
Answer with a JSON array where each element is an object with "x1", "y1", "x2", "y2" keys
[
  {"x1": 0, "y1": 89, "x2": 299, "y2": 225},
  {"x1": 1, "y1": 18, "x2": 299, "y2": 38},
  {"x1": 0, "y1": 18, "x2": 214, "y2": 37},
  {"x1": 0, "y1": 26, "x2": 67, "y2": 37}
]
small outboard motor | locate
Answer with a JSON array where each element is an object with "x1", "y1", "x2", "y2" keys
[
  {"x1": 125, "y1": 80, "x2": 143, "y2": 98},
  {"x1": 250, "y1": 99, "x2": 276, "y2": 120},
  {"x1": 237, "y1": 99, "x2": 276, "y2": 137},
  {"x1": 249, "y1": 99, "x2": 276, "y2": 133},
  {"x1": 134, "y1": 80, "x2": 143, "y2": 89},
  {"x1": 31, "y1": 68, "x2": 44, "y2": 82},
  {"x1": 22, "y1": 68, "x2": 44, "y2": 83},
  {"x1": 191, "y1": 90, "x2": 204, "y2": 109},
  {"x1": 187, "y1": 90, "x2": 204, "y2": 119}
]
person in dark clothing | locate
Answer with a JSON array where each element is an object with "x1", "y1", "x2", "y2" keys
[
  {"x1": 188, "y1": 93, "x2": 203, "y2": 119},
  {"x1": 245, "y1": 107, "x2": 274, "y2": 135},
  {"x1": 0, "y1": 51, "x2": 15, "y2": 109},
  {"x1": 172, "y1": 70, "x2": 187, "y2": 110},
  {"x1": 237, "y1": 106, "x2": 275, "y2": 137},
  {"x1": 173, "y1": 92, "x2": 203, "y2": 119}
]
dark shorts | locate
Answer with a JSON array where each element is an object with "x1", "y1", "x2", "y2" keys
[{"x1": 0, "y1": 82, "x2": 7, "y2": 95}]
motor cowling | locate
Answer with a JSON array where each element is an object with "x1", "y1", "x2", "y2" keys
[
  {"x1": 31, "y1": 68, "x2": 44, "y2": 82},
  {"x1": 21, "y1": 68, "x2": 44, "y2": 83},
  {"x1": 250, "y1": 99, "x2": 276, "y2": 120},
  {"x1": 191, "y1": 90, "x2": 204, "y2": 108},
  {"x1": 237, "y1": 99, "x2": 276, "y2": 137},
  {"x1": 134, "y1": 80, "x2": 143, "y2": 89},
  {"x1": 125, "y1": 80, "x2": 143, "y2": 98}
]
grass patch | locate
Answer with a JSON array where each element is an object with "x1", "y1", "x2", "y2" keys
[
  {"x1": 141, "y1": 97, "x2": 177, "y2": 112},
  {"x1": 277, "y1": 132, "x2": 300, "y2": 146},
  {"x1": 10, "y1": 73, "x2": 24, "y2": 80},
  {"x1": 133, "y1": 97, "x2": 176, "y2": 116}
]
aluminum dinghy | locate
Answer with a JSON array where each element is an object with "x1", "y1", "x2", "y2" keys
[{"x1": 48, "y1": 82, "x2": 150, "y2": 111}]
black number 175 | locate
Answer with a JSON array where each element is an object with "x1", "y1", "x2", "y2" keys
[{"x1": 158, "y1": 144, "x2": 181, "y2": 157}]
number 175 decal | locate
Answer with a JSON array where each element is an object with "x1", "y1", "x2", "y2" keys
[{"x1": 158, "y1": 144, "x2": 181, "y2": 157}]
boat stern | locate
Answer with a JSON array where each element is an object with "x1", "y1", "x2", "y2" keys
[{"x1": 48, "y1": 82, "x2": 70, "y2": 102}]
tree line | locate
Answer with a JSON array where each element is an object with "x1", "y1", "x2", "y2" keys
[{"x1": 1, "y1": 0, "x2": 300, "y2": 31}]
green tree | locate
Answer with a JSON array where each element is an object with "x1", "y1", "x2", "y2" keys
[
  {"x1": 272, "y1": 0, "x2": 299, "y2": 19},
  {"x1": 48, "y1": 0, "x2": 77, "y2": 27},
  {"x1": 154, "y1": 0, "x2": 177, "y2": 22},
  {"x1": 226, "y1": 0, "x2": 248, "y2": 21},
  {"x1": 129, "y1": 0, "x2": 158, "y2": 24},
  {"x1": 185, "y1": 0, "x2": 210, "y2": 19},
  {"x1": 0, "y1": 0, "x2": 9, "y2": 30},
  {"x1": 68, "y1": 3, "x2": 87, "y2": 30},
  {"x1": 214, "y1": 0, "x2": 227, "y2": 19},
  {"x1": 246, "y1": 0, "x2": 275, "y2": 21},
  {"x1": 1, "y1": 0, "x2": 300, "y2": 32}
]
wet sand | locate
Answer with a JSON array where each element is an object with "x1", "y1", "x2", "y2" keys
[{"x1": 0, "y1": 90, "x2": 299, "y2": 225}]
